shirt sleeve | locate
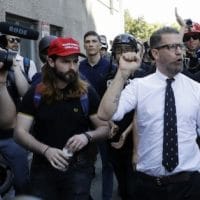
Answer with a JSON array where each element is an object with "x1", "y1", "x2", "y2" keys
[
  {"x1": 19, "y1": 86, "x2": 36, "y2": 116},
  {"x1": 112, "y1": 78, "x2": 138, "y2": 121},
  {"x1": 197, "y1": 103, "x2": 200, "y2": 136}
]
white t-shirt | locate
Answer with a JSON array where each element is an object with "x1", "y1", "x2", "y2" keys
[{"x1": 16, "y1": 54, "x2": 37, "y2": 80}]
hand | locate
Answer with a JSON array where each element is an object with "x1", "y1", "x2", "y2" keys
[
  {"x1": 44, "y1": 147, "x2": 69, "y2": 171},
  {"x1": 65, "y1": 134, "x2": 88, "y2": 152},
  {"x1": 110, "y1": 134, "x2": 126, "y2": 149},
  {"x1": 175, "y1": 7, "x2": 186, "y2": 27},
  {"x1": 109, "y1": 123, "x2": 119, "y2": 139},
  {"x1": 12, "y1": 57, "x2": 20, "y2": 68},
  {"x1": 118, "y1": 52, "x2": 141, "y2": 79}
]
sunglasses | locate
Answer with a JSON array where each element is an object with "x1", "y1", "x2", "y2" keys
[
  {"x1": 183, "y1": 34, "x2": 200, "y2": 42},
  {"x1": 155, "y1": 43, "x2": 185, "y2": 52},
  {"x1": 7, "y1": 38, "x2": 21, "y2": 43}
]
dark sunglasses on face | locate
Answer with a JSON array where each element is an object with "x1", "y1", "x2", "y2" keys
[
  {"x1": 7, "y1": 38, "x2": 21, "y2": 43},
  {"x1": 183, "y1": 34, "x2": 200, "y2": 42}
]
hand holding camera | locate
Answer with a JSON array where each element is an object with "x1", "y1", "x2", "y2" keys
[
  {"x1": 0, "y1": 48, "x2": 17, "y2": 70},
  {"x1": 0, "y1": 21, "x2": 39, "y2": 71}
]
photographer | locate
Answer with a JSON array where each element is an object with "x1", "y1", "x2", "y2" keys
[{"x1": 0, "y1": 45, "x2": 30, "y2": 196}]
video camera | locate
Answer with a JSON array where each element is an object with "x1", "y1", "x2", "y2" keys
[{"x1": 0, "y1": 22, "x2": 39, "y2": 70}]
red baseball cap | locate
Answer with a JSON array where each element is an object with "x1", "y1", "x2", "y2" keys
[{"x1": 48, "y1": 37, "x2": 86, "y2": 57}]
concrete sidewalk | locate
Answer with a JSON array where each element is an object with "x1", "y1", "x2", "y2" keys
[{"x1": 90, "y1": 154, "x2": 120, "y2": 200}]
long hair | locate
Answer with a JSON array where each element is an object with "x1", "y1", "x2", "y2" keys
[{"x1": 40, "y1": 62, "x2": 89, "y2": 104}]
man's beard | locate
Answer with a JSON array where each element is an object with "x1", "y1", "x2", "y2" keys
[
  {"x1": 53, "y1": 68, "x2": 78, "y2": 85},
  {"x1": 166, "y1": 61, "x2": 183, "y2": 76}
]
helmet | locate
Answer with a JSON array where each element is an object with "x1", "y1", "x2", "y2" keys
[
  {"x1": 39, "y1": 35, "x2": 57, "y2": 63},
  {"x1": 184, "y1": 19, "x2": 200, "y2": 35},
  {"x1": 111, "y1": 33, "x2": 138, "y2": 54},
  {"x1": 99, "y1": 35, "x2": 108, "y2": 49}
]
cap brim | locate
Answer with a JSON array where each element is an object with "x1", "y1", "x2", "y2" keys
[
  {"x1": 184, "y1": 32, "x2": 200, "y2": 35},
  {"x1": 53, "y1": 52, "x2": 86, "y2": 58}
]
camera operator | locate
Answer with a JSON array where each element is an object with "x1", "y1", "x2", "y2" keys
[
  {"x1": 1, "y1": 34, "x2": 37, "y2": 84},
  {"x1": 0, "y1": 44, "x2": 30, "y2": 195}
]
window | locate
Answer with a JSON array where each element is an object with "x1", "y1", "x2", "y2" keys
[{"x1": 50, "y1": 25, "x2": 62, "y2": 37}]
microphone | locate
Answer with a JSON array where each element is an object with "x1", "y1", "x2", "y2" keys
[{"x1": 0, "y1": 22, "x2": 39, "y2": 40}]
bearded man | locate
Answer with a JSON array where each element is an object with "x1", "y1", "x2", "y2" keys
[{"x1": 14, "y1": 37, "x2": 109, "y2": 200}]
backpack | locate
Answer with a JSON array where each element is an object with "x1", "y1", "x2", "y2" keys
[{"x1": 33, "y1": 83, "x2": 89, "y2": 116}]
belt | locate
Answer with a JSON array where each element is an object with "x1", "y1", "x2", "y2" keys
[{"x1": 137, "y1": 171, "x2": 194, "y2": 186}]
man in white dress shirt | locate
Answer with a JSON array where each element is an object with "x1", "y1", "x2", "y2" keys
[{"x1": 97, "y1": 26, "x2": 200, "y2": 200}]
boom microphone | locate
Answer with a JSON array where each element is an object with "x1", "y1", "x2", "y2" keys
[{"x1": 0, "y1": 22, "x2": 39, "y2": 40}]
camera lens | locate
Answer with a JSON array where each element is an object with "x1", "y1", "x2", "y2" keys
[{"x1": 0, "y1": 49, "x2": 16, "y2": 70}]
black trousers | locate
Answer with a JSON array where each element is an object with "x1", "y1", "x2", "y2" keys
[
  {"x1": 135, "y1": 171, "x2": 200, "y2": 200},
  {"x1": 110, "y1": 149, "x2": 136, "y2": 200}
]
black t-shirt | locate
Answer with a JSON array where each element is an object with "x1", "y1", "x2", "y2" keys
[{"x1": 19, "y1": 85, "x2": 99, "y2": 150}]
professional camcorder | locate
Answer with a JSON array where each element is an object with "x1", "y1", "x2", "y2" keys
[
  {"x1": 0, "y1": 22, "x2": 39, "y2": 70},
  {"x1": 0, "y1": 49, "x2": 16, "y2": 70}
]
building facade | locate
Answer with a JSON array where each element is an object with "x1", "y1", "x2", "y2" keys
[{"x1": 0, "y1": 0, "x2": 124, "y2": 69}]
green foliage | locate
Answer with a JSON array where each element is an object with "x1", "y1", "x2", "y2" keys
[{"x1": 124, "y1": 10, "x2": 164, "y2": 41}]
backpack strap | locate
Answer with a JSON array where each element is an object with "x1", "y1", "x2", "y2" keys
[
  {"x1": 80, "y1": 93, "x2": 89, "y2": 117},
  {"x1": 33, "y1": 83, "x2": 45, "y2": 108},
  {"x1": 23, "y1": 57, "x2": 31, "y2": 83},
  {"x1": 33, "y1": 85, "x2": 89, "y2": 115}
]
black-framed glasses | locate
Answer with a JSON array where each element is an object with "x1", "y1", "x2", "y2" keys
[
  {"x1": 183, "y1": 34, "x2": 200, "y2": 42},
  {"x1": 155, "y1": 43, "x2": 185, "y2": 51},
  {"x1": 7, "y1": 38, "x2": 21, "y2": 43}
]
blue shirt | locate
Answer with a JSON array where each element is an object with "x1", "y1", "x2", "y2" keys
[{"x1": 79, "y1": 57, "x2": 116, "y2": 98}]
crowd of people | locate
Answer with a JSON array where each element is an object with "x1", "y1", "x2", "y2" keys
[{"x1": 1, "y1": 8, "x2": 200, "y2": 200}]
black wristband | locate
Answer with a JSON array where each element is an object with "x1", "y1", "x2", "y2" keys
[{"x1": 83, "y1": 132, "x2": 92, "y2": 143}]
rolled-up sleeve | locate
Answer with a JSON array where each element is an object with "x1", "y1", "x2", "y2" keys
[{"x1": 112, "y1": 79, "x2": 138, "y2": 121}]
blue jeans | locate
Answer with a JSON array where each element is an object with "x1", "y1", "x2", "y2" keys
[
  {"x1": 0, "y1": 138, "x2": 30, "y2": 195},
  {"x1": 30, "y1": 161, "x2": 95, "y2": 200},
  {"x1": 98, "y1": 141, "x2": 114, "y2": 200}
]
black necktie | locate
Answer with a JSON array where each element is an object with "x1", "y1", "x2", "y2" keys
[{"x1": 162, "y1": 78, "x2": 178, "y2": 172}]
